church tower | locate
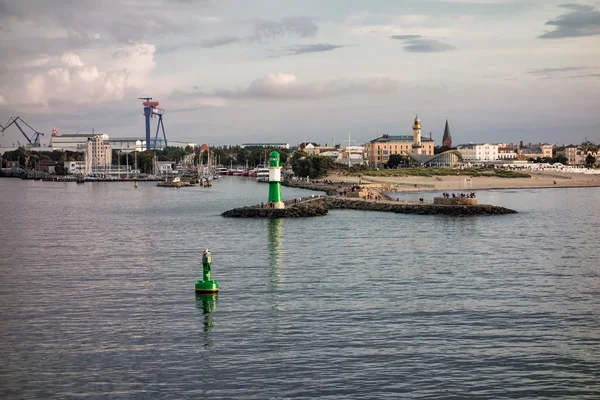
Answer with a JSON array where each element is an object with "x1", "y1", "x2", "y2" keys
[
  {"x1": 412, "y1": 115, "x2": 423, "y2": 155},
  {"x1": 442, "y1": 119, "x2": 452, "y2": 147}
]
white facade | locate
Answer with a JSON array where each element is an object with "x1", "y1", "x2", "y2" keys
[
  {"x1": 51, "y1": 134, "x2": 92, "y2": 151},
  {"x1": 156, "y1": 161, "x2": 174, "y2": 174},
  {"x1": 86, "y1": 135, "x2": 112, "y2": 172},
  {"x1": 53, "y1": 134, "x2": 196, "y2": 152},
  {"x1": 457, "y1": 143, "x2": 499, "y2": 162},
  {"x1": 497, "y1": 147, "x2": 517, "y2": 160},
  {"x1": 64, "y1": 161, "x2": 87, "y2": 174}
]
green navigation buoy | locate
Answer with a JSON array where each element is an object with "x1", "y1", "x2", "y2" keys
[
  {"x1": 195, "y1": 249, "x2": 219, "y2": 294},
  {"x1": 268, "y1": 151, "x2": 284, "y2": 209}
]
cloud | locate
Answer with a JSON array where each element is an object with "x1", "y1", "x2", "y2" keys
[
  {"x1": 201, "y1": 36, "x2": 242, "y2": 48},
  {"x1": 528, "y1": 66, "x2": 590, "y2": 75},
  {"x1": 254, "y1": 17, "x2": 318, "y2": 42},
  {"x1": 527, "y1": 66, "x2": 600, "y2": 80},
  {"x1": 538, "y1": 4, "x2": 600, "y2": 39},
  {"x1": 172, "y1": 73, "x2": 399, "y2": 101},
  {"x1": 198, "y1": 16, "x2": 222, "y2": 23},
  {"x1": 567, "y1": 73, "x2": 600, "y2": 79},
  {"x1": 286, "y1": 43, "x2": 347, "y2": 56},
  {"x1": 0, "y1": 44, "x2": 157, "y2": 112},
  {"x1": 390, "y1": 35, "x2": 423, "y2": 40},
  {"x1": 390, "y1": 35, "x2": 456, "y2": 52}
]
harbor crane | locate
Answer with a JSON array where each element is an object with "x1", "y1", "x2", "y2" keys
[
  {"x1": 138, "y1": 97, "x2": 168, "y2": 151},
  {"x1": 1, "y1": 116, "x2": 45, "y2": 147}
]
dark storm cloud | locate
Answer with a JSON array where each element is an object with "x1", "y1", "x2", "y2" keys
[
  {"x1": 390, "y1": 35, "x2": 456, "y2": 53},
  {"x1": 538, "y1": 3, "x2": 600, "y2": 39}
]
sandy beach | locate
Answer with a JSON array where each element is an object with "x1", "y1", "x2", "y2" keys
[{"x1": 324, "y1": 171, "x2": 600, "y2": 192}]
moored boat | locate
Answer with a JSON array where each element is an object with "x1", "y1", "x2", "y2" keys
[{"x1": 256, "y1": 166, "x2": 269, "y2": 182}]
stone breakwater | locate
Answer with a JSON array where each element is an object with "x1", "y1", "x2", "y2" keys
[
  {"x1": 281, "y1": 180, "x2": 339, "y2": 196},
  {"x1": 222, "y1": 197, "x2": 517, "y2": 218},
  {"x1": 222, "y1": 200, "x2": 329, "y2": 218}
]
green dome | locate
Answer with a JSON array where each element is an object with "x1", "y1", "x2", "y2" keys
[{"x1": 269, "y1": 151, "x2": 280, "y2": 159}]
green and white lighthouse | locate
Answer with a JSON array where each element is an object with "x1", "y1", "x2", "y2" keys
[{"x1": 268, "y1": 151, "x2": 284, "y2": 209}]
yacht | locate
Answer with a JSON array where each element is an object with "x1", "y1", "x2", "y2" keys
[{"x1": 256, "y1": 166, "x2": 270, "y2": 182}]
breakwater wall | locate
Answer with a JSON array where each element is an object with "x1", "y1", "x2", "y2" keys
[
  {"x1": 433, "y1": 197, "x2": 477, "y2": 206},
  {"x1": 281, "y1": 180, "x2": 339, "y2": 195},
  {"x1": 222, "y1": 197, "x2": 517, "y2": 218}
]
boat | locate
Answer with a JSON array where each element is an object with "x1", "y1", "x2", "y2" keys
[
  {"x1": 256, "y1": 166, "x2": 269, "y2": 182},
  {"x1": 232, "y1": 168, "x2": 244, "y2": 176},
  {"x1": 217, "y1": 167, "x2": 228, "y2": 175},
  {"x1": 157, "y1": 176, "x2": 185, "y2": 188},
  {"x1": 248, "y1": 168, "x2": 257, "y2": 177}
]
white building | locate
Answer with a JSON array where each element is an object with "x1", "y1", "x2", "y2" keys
[
  {"x1": 156, "y1": 161, "x2": 175, "y2": 174},
  {"x1": 86, "y1": 134, "x2": 112, "y2": 172},
  {"x1": 457, "y1": 143, "x2": 499, "y2": 162},
  {"x1": 51, "y1": 134, "x2": 93, "y2": 151},
  {"x1": 52, "y1": 134, "x2": 196, "y2": 152},
  {"x1": 497, "y1": 146, "x2": 517, "y2": 160}
]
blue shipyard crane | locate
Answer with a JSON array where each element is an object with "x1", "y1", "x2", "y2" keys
[
  {"x1": 138, "y1": 97, "x2": 168, "y2": 151},
  {"x1": 1, "y1": 116, "x2": 45, "y2": 147}
]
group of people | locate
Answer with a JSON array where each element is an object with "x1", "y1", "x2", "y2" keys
[{"x1": 441, "y1": 192, "x2": 476, "y2": 198}]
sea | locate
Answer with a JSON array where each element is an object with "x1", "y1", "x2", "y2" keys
[{"x1": 0, "y1": 177, "x2": 599, "y2": 399}]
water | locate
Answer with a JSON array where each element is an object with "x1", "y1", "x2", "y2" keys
[{"x1": 1, "y1": 178, "x2": 599, "y2": 399}]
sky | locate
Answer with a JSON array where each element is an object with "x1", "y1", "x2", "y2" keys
[{"x1": 0, "y1": 0, "x2": 599, "y2": 147}]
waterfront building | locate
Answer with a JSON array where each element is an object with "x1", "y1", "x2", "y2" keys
[
  {"x1": 457, "y1": 143, "x2": 499, "y2": 162},
  {"x1": 86, "y1": 134, "x2": 112, "y2": 173},
  {"x1": 51, "y1": 134, "x2": 94, "y2": 151},
  {"x1": 556, "y1": 145, "x2": 584, "y2": 165},
  {"x1": 64, "y1": 161, "x2": 88, "y2": 174},
  {"x1": 367, "y1": 116, "x2": 434, "y2": 168},
  {"x1": 52, "y1": 134, "x2": 195, "y2": 152},
  {"x1": 297, "y1": 142, "x2": 320, "y2": 155},
  {"x1": 339, "y1": 145, "x2": 367, "y2": 166},
  {"x1": 498, "y1": 146, "x2": 517, "y2": 160},
  {"x1": 540, "y1": 144, "x2": 553, "y2": 158},
  {"x1": 157, "y1": 161, "x2": 175, "y2": 174}
]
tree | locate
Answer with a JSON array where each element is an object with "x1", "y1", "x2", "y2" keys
[
  {"x1": 386, "y1": 154, "x2": 409, "y2": 168},
  {"x1": 434, "y1": 146, "x2": 453, "y2": 155},
  {"x1": 552, "y1": 155, "x2": 568, "y2": 165},
  {"x1": 54, "y1": 163, "x2": 65, "y2": 175},
  {"x1": 586, "y1": 154, "x2": 596, "y2": 168},
  {"x1": 290, "y1": 151, "x2": 334, "y2": 178}
]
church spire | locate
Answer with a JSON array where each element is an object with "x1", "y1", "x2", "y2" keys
[{"x1": 442, "y1": 119, "x2": 452, "y2": 147}]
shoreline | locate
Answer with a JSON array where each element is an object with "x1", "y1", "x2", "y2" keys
[{"x1": 320, "y1": 171, "x2": 600, "y2": 193}]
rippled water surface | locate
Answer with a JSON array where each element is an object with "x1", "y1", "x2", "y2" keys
[{"x1": 1, "y1": 178, "x2": 599, "y2": 399}]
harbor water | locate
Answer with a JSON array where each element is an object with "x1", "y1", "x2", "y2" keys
[{"x1": 0, "y1": 178, "x2": 599, "y2": 399}]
